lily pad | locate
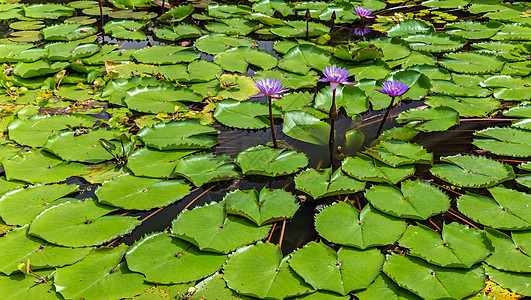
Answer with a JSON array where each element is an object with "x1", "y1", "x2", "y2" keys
[
  {"x1": 214, "y1": 47, "x2": 277, "y2": 73},
  {"x1": 473, "y1": 127, "x2": 531, "y2": 157},
  {"x1": 153, "y1": 24, "x2": 202, "y2": 41},
  {"x1": 425, "y1": 94, "x2": 500, "y2": 117},
  {"x1": 282, "y1": 111, "x2": 331, "y2": 145},
  {"x1": 173, "y1": 153, "x2": 242, "y2": 187},
  {"x1": 41, "y1": 23, "x2": 96, "y2": 41},
  {"x1": 29, "y1": 199, "x2": 141, "y2": 247},
  {"x1": 13, "y1": 60, "x2": 69, "y2": 78},
  {"x1": 484, "y1": 228, "x2": 531, "y2": 273},
  {"x1": 127, "y1": 148, "x2": 197, "y2": 178},
  {"x1": 255, "y1": 69, "x2": 319, "y2": 89},
  {"x1": 383, "y1": 254, "x2": 485, "y2": 299},
  {"x1": 458, "y1": 187, "x2": 531, "y2": 230},
  {"x1": 171, "y1": 201, "x2": 271, "y2": 254},
  {"x1": 430, "y1": 154, "x2": 515, "y2": 188},
  {"x1": 270, "y1": 20, "x2": 329, "y2": 38},
  {"x1": 154, "y1": 60, "x2": 222, "y2": 83},
  {"x1": 439, "y1": 52, "x2": 506, "y2": 74},
  {"x1": 223, "y1": 242, "x2": 312, "y2": 299},
  {"x1": 205, "y1": 18, "x2": 260, "y2": 35},
  {"x1": 314, "y1": 85, "x2": 369, "y2": 117},
  {"x1": 288, "y1": 241, "x2": 384, "y2": 295},
  {"x1": 354, "y1": 274, "x2": 422, "y2": 300},
  {"x1": 132, "y1": 46, "x2": 200, "y2": 65},
  {"x1": 235, "y1": 145, "x2": 308, "y2": 177},
  {"x1": 363, "y1": 141, "x2": 433, "y2": 167},
  {"x1": 126, "y1": 232, "x2": 226, "y2": 284},
  {"x1": 54, "y1": 245, "x2": 147, "y2": 299},
  {"x1": 194, "y1": 34, "x2": 255, "y2": 55},
  {"x1": 404, "y1": 33, "x2": 467, "y2": 53},
  {"x1": 387, "y1": 20, "x2": 435, "y2": 37},
  {"x1": 315, "y1": 202, "x2": 407, "y2": 249},
  {"x1": 103, "y1": 20, "x2": 148, "y2": 40},
  {"x1": 159, "y1": 5, "x2": 194, "y2": 22},
  {"x1": 95, "y1": 174, "x2": 191, "y2": 210},
  {"x1": 23, "y1": 4, "x2": 75, "y2": 19},
  {"x1": 0, "y1": 225, "x2": 92, "y2": 275},
  {"x1": 224, "y1": 187, "x2": 299, "y2": 225},
  {"x1": 396, "y1": 106, "x2": 460, "y2": 132},
  {"x1": 445, "y1": 21, "x2": 503, "y2": 39},
  {"x1": 398, "y1": 223, "x2": 490, "y2": 268},
  {"x1": 0, "y1": 183, "x2": 78, "y2": 226},
  {"x1": 341, "y1": 154, "x2": 415, "y2": 185},
  {"x1": 214, "y1": 100, "x2": 281, "y2": 130},
  {"x1": 278, "y1": 44, "x2": 336, "y2": 75},
  {"x1": 124, "y1": 86, "x2": 201, "y2": 114},
  {"x1": 294, "y1": 167, "x2": 365, "y2": 199},
  {"x1": 365, "y1": 180, "x2": 451, "y2": 220},
  {"x1": 483, "y1": 265, "x2": 531, "y2": 296},
  {"x1": 137, "y1": 121, "x2": 219, "y2": 150},
  {"x1": 0, "y1": 269, "x2": 59, "y2": 299}
]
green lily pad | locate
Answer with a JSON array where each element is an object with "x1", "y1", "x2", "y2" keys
[
  {"x1": 153, "y1": 24, "x2": 201, "y2": 41},
  {"x1": 314, "y1": 85, "x2": 369, "y2": 117},
  {"x1": 2, "y1": 150, "x2": 92, "y2": 184},
  {"x1": 54, "y1": 245, "x2": 147, "y2": 299},
  {"x1": 480, "y1": 75, "x2": 531, "y2": 101},
  {"x1": 95, "y1": 174, "x2": 191, "y2": 210},
  {"x1": 315, "y1": 202, "x2": 406, "y2": 249},
  {"x1": 354, "y1": 274, "x2": 422, "y2": 300},
  {"x1": 483, "y1": 265, "x2": 531, "y2": 296},
  {"x1": 255, "y1": 69, "x2": 319, "y2": 89},
  {"x1": 214, "y1": 47, "x2": 277, "y2": 73},
  {"x1": 154, "y1": 60, "x2": 222, "y2": 83},
  {"x1": 272, "y1": 92, "x2": 312, "y2": 112},
  {"x1": 0, "y1": 44, "x2": 35, "y2": 63},
  {"x1": 439, "y1": 52, "x2": 506, "y2": 74},
  {"x1": 278, "y1": 44, "x2": 336, "y2": 75},
  {"x1": 363, "y1": 141, "x2": 433, "y2": 167},
  {"x1": 235, "y1": 145, "x2": 308, "y2": 177},
  {"x1": 425, "y1": 94, "x2": 500, "y2": 117},
  {"x1": 127, "y1": 148, "x2": 197, "y2": 178},
  {"x1": 137, "y1": 121, "x2": 219, "y2": 150},
  {"x1": 43, "y1": 129, "x2": 120, "y2": 163},
  {"x1": 13, "y1": 60, "x2": 69, "y2": 79},
  {"x1": 383, "y1": 254, "x2": 485, "y2": 299},
  {"x1": 223, "y1": 242, "x2": 312, "y2": 299},
  {"x1": 458, "y1": 187, "x2": 531, "y2": 230},
  {"x1": 29, "y1": 199, "x2": 141, "y2": 247},
  {"x1": 445, "y1": 21, "x2": 503, "y2": 39},
  {"x1": 124, "y1": 85, "x2": 201, "y2": 113},
  {"x1": 473, "y1": 127, "x2": 531, "y2": 157},
  {"x1": 126, "y1": 232, "x2": 226, "y2": 284},
  {"x1": 492, "y1": 24, "x2": 531, "y2": 41},
  {"x1": 484, "y1": 228, "x2": 531, "y2": 273},
  {"x1": 365, "y1": 180, "x2": 451, "y2": 220},
  {"x1": 0, "y1": 4, "x2": 23, "y2": 20},
  {"x1": 8, "y1": 31, "x2": 41, "y2": 43},
  {"x1": 430, "y1": 154, "x2": 515, "y2": 188},
  {"x1": 23, "y1": 4, "x2": 75, "y2": 19},
  {"x1": 294, "y1": 167, "x2": 365, "y2": 200},
  {"x1": 341, "y1": 154, "x2": 415, "y2": 185},
  {"x1": 159, "y1": 5, "x2": 194, "y2": 22},
  {"x1": 41, "y1": 23, "x2": 96, "y2": 41},
  {"x1": 224, "y1": 187, "x2": 299, "y2": 225},
  {"x1": 194, "y1": 34, "x2": 255, "y2": 55},
  {"x1": 194, "y1": 273, "x2": 254, "y2": 300},
  {"x1": 46, "y1": 42, "x2": 101, "y2": 61},
  {"x1": 368, "y1": 37, "x2": 411, "y2": 62},
  {"x1": 132, "y1": 46, "x2": 200, "y2": 65},
  {"x1": 103, "y1": 20, "x2": 147, "y2": 40},
  {"x1": 282, "y1": 111, "x2": 331, "y2": 145},
  {"x1": 171, "y1": 201, "x2": 271, "y2": 254},
  {"x1": 100, "y1": 76, "x2": 165, "y2": 105},
  {"x1": 7, "y1": 114, "x2": 94, "y2": 148},
  {"x1": 398, "y1": 223, "x2": 490, "y2": 268},
  {"x1": 0, "y1": 183, "x2": 78, "y2": 226},
  {"x1": 0, "y1": 269, "x2": 59, "y2": 299},
  {"x1": 173, "y1": 153, "x2": 242, "y2": 187},
  {"x1": 270, "y1": 20, "x2": 329, "y2": 38},
  {"x1": 397, "y1": 106, "x2": 460, "y2": 132},
  {"x1": 387, "y1": 19, "x2": 435, "y2": 37},
  {"x1": 404, "y1": 33, "x2": 467, "y2": 53},
  {"x1": 214, "y1": 100, "x2": 281, "y2": 130},
  {"x1": 0, "y1": 225, "x2": 92, "y2": 275},
  {"x1": 430, "y1": 79, "x2": 490, "y2": 97},
  {"x1": 288, "y1": 242, "x2": 384, "y2": 295}
]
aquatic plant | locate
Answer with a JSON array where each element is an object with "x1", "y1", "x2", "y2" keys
[{"x1": 375, "y1": 80, "x2": 410, "y2": 138}]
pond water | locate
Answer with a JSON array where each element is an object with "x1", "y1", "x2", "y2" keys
[{"x1": 0, "y1": 0, "x2": 530, "y2": 299}]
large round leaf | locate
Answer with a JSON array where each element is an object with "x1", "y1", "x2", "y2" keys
[
  {"x1": 154, "y1": 60, "x2": 222, "y2": 83},
  {"x1": 0, "y1": 183, "x2": 78, "y2": 226},
  {"x1": 404, "y1": 33, "x2": 467, "y2": 53},
  {"x1": 0, "y1": 225, "x2": 92, "y2": 275},
  {"x1": 439, "y1": 52, "x2": 506, "y2": 74},
  {"x1": 383, "y1": 254, "x2": 485, "y2": 299},
  {"x1": 387, "y1": 20, "x2": 435, "y2": 37},
  {"x1": 364, "y1": 180, "x2": 450, "y2": 220},
  {"x1": 137, "y1": 121, "x2": 219, "y2": 150},
  {"x1": 95, "y1": 174, "x2": 191, "y2": 210},
  {"x1": 132, "y1": 46, "x2": 200, "y2": 64},
  {"x1": 170, "y1": 202, "x2": 271, "y2": 254},
  {"x1": 194, "y1": 34, "x2": 255, "y2": 54},
  {"x1": 458, "y1": 187, "x2": 531, "y2": 230},
  {"x1": 354, "y1": 274, "x2": 422, "y2": 300},
  {"x1": 288, "y1": 242, "x2": 384, "y2": 295},
  {"x1": 214, "y1": 47, "x2": 277, "y2": 73},
  {"x1": 54, "y1": 244, "x2": 147, "y2": 299},
  {"x1": 363, "y1": 141, "x2": 433, "y2": 167},
  {"x1": 341, "y1": 155, "x2": 415, "y2": 185},
  {"x1": 483, "y1": 265, "x2": 531, "y2": 296},
  {"x1": 235, "y1": 145, "x2": 308, "y2": 177},
  {"x1": 7, "y1": 114, "x2": 94, "y2": 148},
  {"x1": 0, "y1": 269, "x2": 59, "y2": 299},
  {"x1": 29, "y1": 199, "x2": 141, "y2": 247},
  {"x1": 315, "y1": 202, "x2": 406, "y2": 249},
  {"x1": 255, "y1": 69, "x2": 319, "y2": 89},
  {"x1": 103, "y1": 20, "x2": 147, "y2": 40},
  {"x1": 396, "y1": 106, "x2": 460, "y2": 132},
  {"x1": 430, "y1": 154, "x2": 515, "y2": 188},
  {"x1": 282, "y1": 111, "x2": 331, "y2": 145},
  {"x1": 214, "y1": 100, "x2": 281, "y2": 130},
  {"x1": 314, "y1": 85, "x2": 368, "y2": 117},
  {"x1": 224, "y1": 187, "x2": 299, "y2": 225},
  {"x1": 127, "y1": 148, "x2": 197, "y2": 178},
  {"x1": 425, "y1": 94, "x2": 500, "y2": 117},
  {"x1": 473, "y1": 127, "x2": 531, "y2": 158},
  {"x1": 294, "y1": 167, "x2": 365, "y2": 200},
  {"x1": 484, "y1": 228, "x2": 531, "y2": 272},
  {"x1": 398, "y1": 223, "x2": 490, "y2": 268},
  {"x1": 126, "y1": 232, "x2": 227, "y2": 284},
  {"x1": 278, "y1": 44, "x2": 336, "y2": 75},
  {"x1": 172, "y1": 153, "x2": 242, "y2": 187},
  {"x1": 445, "y1": 21, "x2": 502, "y2": 40},
  {"x1": 124, "y1": 86, "x2": 202, "y2": 113},
  {"x1": 43, "y1": 129, "x2": 121, "y2": 163},
  {"x1": 223, "y1": 242, "x2": 312, "y2": 299}
]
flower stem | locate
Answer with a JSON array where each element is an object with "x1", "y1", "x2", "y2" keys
[
  {"x1": 268, "y1": 96, "x2": 278, "y2": 148},
  {"x1": 375, "y1": 96, "x2": 395, "y2": 139},
  {"x1": 98, "y1": 0, "x2": 103, "y2": 27},
  {"x1": 329, "y1": 89, "x2": 337, "y2": 166}
]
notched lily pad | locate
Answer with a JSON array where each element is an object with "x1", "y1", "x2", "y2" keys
[
  {"x1": 235, "y1": 145, "x2": 308, "y2": 177},
  {"x1": 341, "y1": 154, "x2": 415, "y2": 185},
  {"x1": 172, "y1": 153, "x2": 242, "y2": 187},
  {"x1": 294, "y1": 167, "x2": 365, "y2": 200}
]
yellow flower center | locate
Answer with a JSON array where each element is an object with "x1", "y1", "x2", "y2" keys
[
  {"x1": 392, "y1": 87, "x2": 399, "y2": 91},
  {"x1": 330, "y1": 73, "x2": 341, "y2": 77}
]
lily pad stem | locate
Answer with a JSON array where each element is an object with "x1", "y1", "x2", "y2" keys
[
  {"x1": 306, "y1": 9, "x2": 311, "y2": 41},
  {"x1": 268, "y1": 95, "x2": 278, "y2": 148},
  {"x1": 375, "y1": 96, "x2": 395, "y2": 139},
  {"x1": 278, "y1": 219, "x2": 287, "y2": 249}
]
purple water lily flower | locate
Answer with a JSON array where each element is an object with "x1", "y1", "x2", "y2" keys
[
  {"x1": 376, "y1": 80, "x2": 410, "y2": 97},
  {"x1": 251, "y1": 78, "x2": 289, "y2": 99},
  {"x1": 352, "y1": 7, "x2": 374, "y2": 19},
  {"x1": 354, "y1": 25, "x2": 371, "y2": 36},
  {"x1": 317, "y1": 66, "x2": 355, "y2": 91}
]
